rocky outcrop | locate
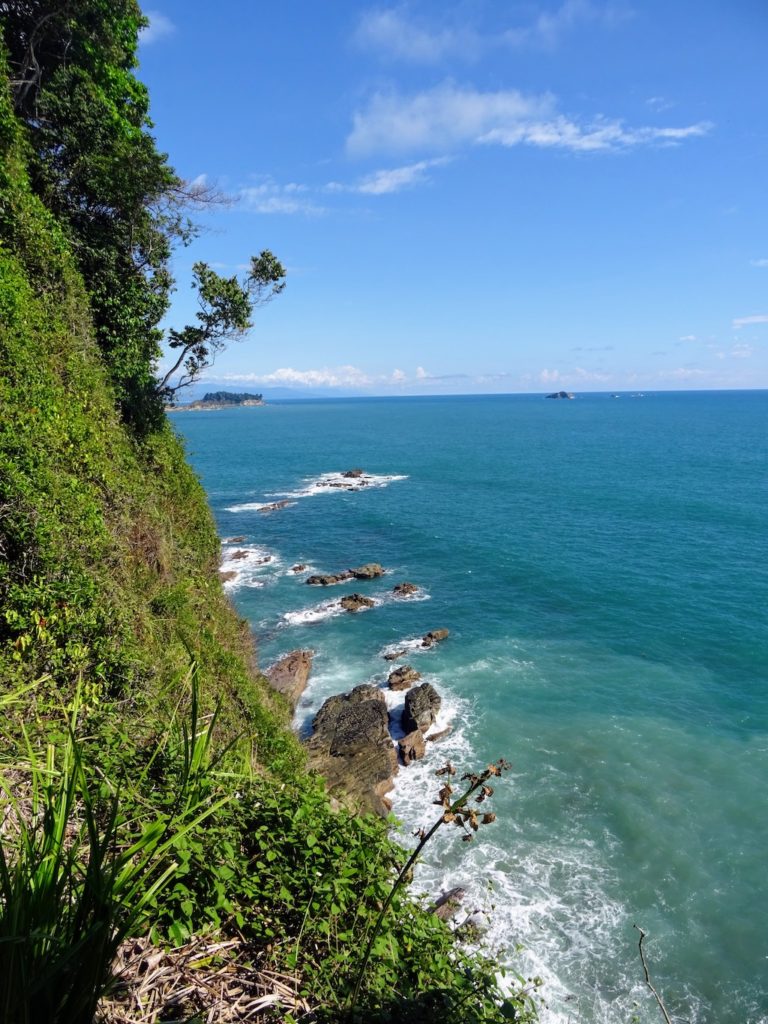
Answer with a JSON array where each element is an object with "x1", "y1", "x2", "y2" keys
[
  {"x1": 383, "y1": 648, "x2": 407, "y2": 662},
  {"x1": 398, "y1": 729, "x2": 426, "y2": 766},
  {"x1": 349, "y1": 563, "x2": 385, "y2": 580},
  {"x1": 228, "y1": 549, "x2": 250, "y2": 561},
  {"x1": 258, "y1": 499, "x2": 293, "y2": 513},
  {"x1": 422, "y1": 628, "x2": 449, "y2": 648},
  {"x1": 387, "y1": 665, "x2": 421, "y2": 691},
  {"x1": 219, "y1": 570, "x2": 237, "y2": 582},
  {"x1": 342, "y1": 468, "x2": 365, "y2": 478},
  {"x1": 393, "y1": 581, "x2": 419, "y2": 597},
  {"x1": 265, "y1": 650, "x2": 313, "y2": 712},
  {"x1": 306, "y1": 563, "x2": 385, "y2": 585},
  {"x1": 290, "y1": 563, "x2": 307, "y2": 573},
  {"x1": 306, "y1": 572, "x2": 352, "y2": 586},
  {"x1": 402, "y1": 682, "x2": 441, "y2": 734},
  {"x1": 546, "y1": 390, "x2": 574, "y2": 399},
  {"x1": 431, "y1": 887, "x2": 467, "y2": 922},
  {"x1": 306, "y1": 685, "x2": 398, "y2": 816},
  {"x1": 340, "y1": 594, "x2": 375, "y2": 613}
]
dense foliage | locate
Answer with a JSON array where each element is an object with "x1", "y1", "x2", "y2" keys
[
  {"x1": 0, "y1": 13, "x2": 538, "y2": 1023},
  {"x1": 200, "y1": 391, "x2": 265, "y2": 404}
]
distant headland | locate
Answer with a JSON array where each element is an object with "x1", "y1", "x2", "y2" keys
[{"x1": 167, "y1": 391, "x2": 265, "y2": 411}]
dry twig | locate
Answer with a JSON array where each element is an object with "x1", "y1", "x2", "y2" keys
[
  {"x1": 99, "y1": 934, "x2": 313, "y2": 1023},
  {"x1": 634, "y1": 925, "x2": 673, "y2": 1024}
]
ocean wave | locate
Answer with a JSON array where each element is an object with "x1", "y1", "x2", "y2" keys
[
  {"x1": 224, "y1": 499, "x2": 298, "y2": 512},
  {"x1": 282, "y1": 593, "x2": 383, "y2": 626},
  {"x1": 271, "y1": 470, "x2": 408, "y2": 500},
  {"x1": 219, "y1": 544, "x2": 280, "y2": 591},
  {"x1": 379, "y1": 633, "x2": 442, "y2": 660}
]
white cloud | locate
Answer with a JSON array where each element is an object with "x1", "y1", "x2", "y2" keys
[
  {"x1": 354, "y1": 8, "x2": 475, "y2": 62},
  {"x1": 730, "y1": 343, "x2": 753, "y2": 359},
  {"x1": 679, "y1": 334, "x2": 698, "y2": 342},
  {"x1": 661, "y1": 367, "x2": 709, "y2": 380},
  {"x1": 415, "y1": 366, "x2": 428, "y2": 379},
  {"x1": 329, "y1": 157, "x2": 452, "y2": 195},
  {"x1": 218, "y1": 366, "x2": 372, "y2": 388},
  {"x1": 750, "y1": 258, "x2": 768, "y2": 268},
  {"x1": 354, "y1": 2, "x2": 629, "y2": 63},
  {"x1": 140, "y1": 11, "x2": 175, "y2": 44},
  {"x1": 391, "y1": 368, "x2": 406, "y2": 382},
  {"x1": 347, "y1": 82, "x2": 711, "y2": 156},
  {"x1": 503, "y1": 0, "x2": 631, "y2": 50},
  {"x1": 733, "y1": 314, "x2": 768, "y2": 328},
  {"x1": 239, "y1": 183, "x2": 325, "y2": 216}
]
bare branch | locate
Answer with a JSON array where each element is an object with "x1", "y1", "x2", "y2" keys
[{"x1": 634, "y1": 925, "x2": 673, "y2": 1024}]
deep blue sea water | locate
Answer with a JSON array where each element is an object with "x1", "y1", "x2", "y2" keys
[{"x1": 173, "y1": 391, "x2": 768, "y2": 1024}]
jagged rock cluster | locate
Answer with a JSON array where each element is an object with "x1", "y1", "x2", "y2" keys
[{"x1": 256, "y1": 468, "x2": 454, "y2": 816}]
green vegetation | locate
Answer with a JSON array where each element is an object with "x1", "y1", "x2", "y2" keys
[
  {"x1": 199, "y1": 391, "x2": 265, "y2": 405},
  {"x1": 0, "y1": 10, "x2": 538, "y2": 1022}
]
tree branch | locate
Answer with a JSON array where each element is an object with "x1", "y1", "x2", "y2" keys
[{"x1": 634, "y1": 925, "x2": 673, "y2": 1024}]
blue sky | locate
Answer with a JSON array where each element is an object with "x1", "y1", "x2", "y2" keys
[{"x1": 138, "y1": 1, "x2": 768, "y2": 396}]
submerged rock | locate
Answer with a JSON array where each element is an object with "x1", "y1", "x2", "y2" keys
[
  {"x1": 383, "y1": 648, "x2": 408, "y2": 662},
  {"x1": 258, "y1": 499, "x2": 293, "y2": 513},
  {"x1": 306, "y1": 684, "x2": 397, "y2": 816},
  {"x1": 265, "y1": 650, "x2": 313, "y2": 712},
  {"x1": 402, "y1": 682, "x2": 441, "y2": 734}
]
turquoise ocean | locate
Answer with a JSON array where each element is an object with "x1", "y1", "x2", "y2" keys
[{"x1": 174, "y1": 391, "x2": 768, "y2": 1024}]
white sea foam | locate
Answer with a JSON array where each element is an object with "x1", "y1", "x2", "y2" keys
[
  {"x1": 282, "y1": 593, "x2": 384, "y2": 627},
  {"x1": 271, "y1": 470, "x2": 408, "y2": 500},
  {"x1": 224, "y1": 499, "x2": 298, "y2": 512},
  {"x1": 379, "y1": 634, "x2": 442, "y2": 660},
  {"x1": 219, "y1": 544, "x2": 280, "y2": 591}
]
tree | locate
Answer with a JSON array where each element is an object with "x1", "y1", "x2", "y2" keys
[{"x1": 157, "y1": 251, "x2": 286, "y2": 398}]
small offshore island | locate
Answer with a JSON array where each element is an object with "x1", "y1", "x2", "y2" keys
[{"x1": 168, "y1": 390, "x2": 265, "y2": 411}]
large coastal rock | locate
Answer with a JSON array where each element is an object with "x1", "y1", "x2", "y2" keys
[
  {"x1": 340, "y1": 593, "x2": 375, "y2": 613},
  {"x1": 398, "y1": 729, "x2": 426, "y2": 766},
  {"x1": 402, "y1": 682, "x2": 441, "y2": 734},
  {"x1": 265, "y1": 650, "x2": 313, "y2": 712},
  {"x1": 306, "y1": 571, "x2": 352, "y2": 586},
  {"x1": 393, "y1": 581, "x2": 419, "y2": 597},
  {"x1": 307, "y1": 563, "x2": 385, "y2": 585},
  {"x1": 306, "y1": 685, "x2": 397, "y2": 816},
  {"x1": 422, "y1": 628, "x2": 450, "y2": 648},
  {"x1": 349, "y1": 563, "x2": 385, "y2": 580},
  {"x1": 387, "y1": 665, "x2": 421, "y2": 691}
]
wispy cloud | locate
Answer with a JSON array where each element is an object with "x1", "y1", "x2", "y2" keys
[
  {"x1": 730, "y1": 343, "x2": 753, "y2": 359},
  {"x1": 328, "y1": 157, "x2": 452, "y2": 195},
  {"x1": 679, "y1": 334, "x2": 698, "y2": 342},
  {"x1": 140, "y1": 11, "x2": 175, "y2": 45},
  {"x1": 750, "y1": 258, "x2": 768, "y2": 268},
  {"x1": 239, "y1": 182, "x2": 325, "y2": 216},
  {"x1": 217, "y1": 366, "x2": 373, "y2": 388},
  {"x1": 354, "y1": 2, "x2": 631, "y2": 63},
  {"x1": 347, "y1": 83, "x2": 711, "y2": 156},
  {"x1": 354, "y1": 8, "x2": 476, "y2": 63},
  {"x1": 733, "y1": 314, "x2": 768, "y2": 329}
]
